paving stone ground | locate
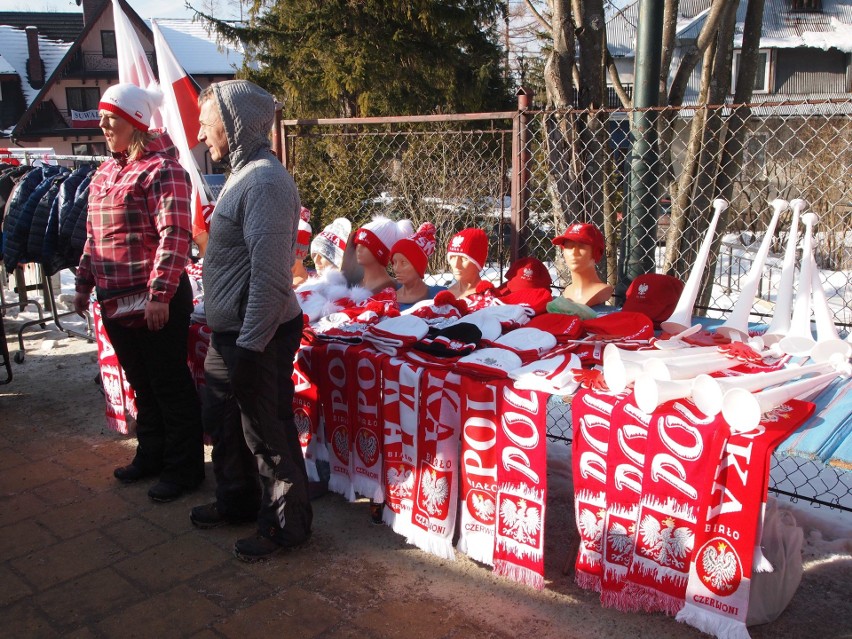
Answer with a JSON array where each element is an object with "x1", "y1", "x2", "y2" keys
[{"x1": 1, "y1": 319, "x2": 850, "y2": 639}]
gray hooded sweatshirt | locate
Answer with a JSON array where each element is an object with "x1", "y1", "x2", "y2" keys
[{"x1": 202, "y1": 80, "x2": 302, "y2": 352}]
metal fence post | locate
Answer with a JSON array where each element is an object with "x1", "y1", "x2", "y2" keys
[{"x1": 511, "y1": 87, "x2": 531, "y2": 262}]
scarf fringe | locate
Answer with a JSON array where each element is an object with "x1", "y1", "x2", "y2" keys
[
  {"x1": 600, "y1": 587, "x2": 646, "y2": 613},
  {"x1": 676, "y1": 604, "x2": 751, "y2": 639},
  {"x1": 351, "y1": 475, "x2": 383, "y2": 503},
  {"x1": 409, "y1": 529, "x2": 456, "y2": 560},
  {"x1": 575, "y1": 569, "x2": 602, "y2": 593},
  {"x1": 495, "y1": 561, "x2": 545, "y2": 591},
  {"x1": 456, "y1": 536, "x2": 495, "y2": 566},
  {"x1": 328, "y1": 474, "x2": 355, "y2": 501}
]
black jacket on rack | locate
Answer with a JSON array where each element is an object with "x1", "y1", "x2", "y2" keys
[
  {"x1": 43, "y1": 167, "x2": 94, "y2": 276},
  {"x1": 2, "y1": 166, "x2": 69, "y2": 271}
]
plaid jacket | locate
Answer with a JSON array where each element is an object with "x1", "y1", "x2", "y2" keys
[{"x1": 75, "y1": 133, "x2": 192, "y2": 302}]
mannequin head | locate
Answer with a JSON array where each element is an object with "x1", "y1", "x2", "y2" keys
[
  {"x1": 355, "y1": 243, "x2": 380, "y2": 267},
  {"x1": 312, "y1": 251, "x2": 336, "y2": 274},
  {"x1": 311, "y1": 217, "x2": 351, "y2": 275},
  {"x1": 552, "y1": 223, "x2": 605, "y2": 271},
  {"x1": 391, "y1": 253, "x2": 422, "y2": 288},
  {"x1": 447, "y1": 253, "x2": 481, "y2": 284}
]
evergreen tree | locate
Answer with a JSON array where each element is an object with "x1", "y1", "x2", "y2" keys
[{"x1": 193, "y1": 0, "x2": 513, "y2": 117}]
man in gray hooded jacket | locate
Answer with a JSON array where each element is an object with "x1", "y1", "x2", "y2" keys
[{"x1": 191, "y1": 79, "x2": 312, "y2": 561}]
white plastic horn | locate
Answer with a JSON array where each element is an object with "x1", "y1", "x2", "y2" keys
[
  {"x1": 717, "y1": 199, "x2": 788, "y2": 342},
  {"x1": 634, "y1": 377, "x2": 695, "y2": 414},
  {"x1": 764, "y1": 199, "x2": 807, "y2": 342},
  {"x1": 613, "y1": 344, "x2": 724, "y2": 363},
  {"x1": 661, "y1": 198, "x2": 729, "y2": 334},
  {"x1": 603, "y1": 347, "x2": 646, "y2": 394},
  {"x1": 809, "y1": 253, "x2": 841, "y2": 343},
  {"x1": 692, "y1": 361, "x2": 835, "y2": 417},
  {"x1": 644, "y1": 352, "x2": 741, "y2": 381},
  {"x1": 778, "y1": 212, "x2": 818, "y2": 356},
  {"x1": 721, "y1": 371, "x2": 840, "y2": 433}
]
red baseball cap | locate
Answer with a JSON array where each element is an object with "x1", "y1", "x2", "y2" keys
[
  {"x1": 503, "y1": 257, "x2": 553, "y2": 293},
  {"x1": 552, "y1": 223, "x2": 606, "y2": 263},
  {"x1": 622, "y1": 273, "x2": 684, "y2": 327}
]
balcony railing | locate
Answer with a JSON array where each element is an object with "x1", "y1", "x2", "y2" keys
[{"x1": 64, "y1": 50, "x2": 156, "y2": 75}]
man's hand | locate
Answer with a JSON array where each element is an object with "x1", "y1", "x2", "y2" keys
[
  {"x1": 73, "y1": 291, "x2": 90, "y2": 316},
  {"x1": 145, "y1": 300, "x2": 170, "y2": 331}
]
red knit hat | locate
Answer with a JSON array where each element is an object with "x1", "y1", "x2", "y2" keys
[
  {"x1": 353, "y1": 216, "x2": 414, "y2": 267},
  {"x1": 446, "y1": 228, "x2": 488, "y2": 270},
  {"x1": 552, "y1": 223, "x2": 606, "y2": 263},
  {"x1": 504, "y1": 257, "x2": 552, "y2": 293},
  {"x1": 295, "y1": 206, "x2": 312, "y2": 261},
  {"x1": 391, "y1": 222, "x2": 437, "y2": 278}
]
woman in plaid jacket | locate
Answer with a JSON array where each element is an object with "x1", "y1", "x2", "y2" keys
[{"x1": 73, "y1": 83, "x2": 204, "y2": 502}]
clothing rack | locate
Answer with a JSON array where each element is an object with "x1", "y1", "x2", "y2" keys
[{"x1": 1, "y1": 153, "x2": 106, "y2": 364}]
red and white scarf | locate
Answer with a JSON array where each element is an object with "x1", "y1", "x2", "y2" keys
[
  {"x1": 625, "y1": 401, "x2": 729, "y2": 616},
  {"x1": 457, "y1": 374, "x2": 501, "y2": 566},
  {"x1": 571, "y1": 389, "x2": 624, "y2": 592},
  {"x1": 350, "y1": 347, "x2": 388, "y2": 501},
  {"x1": 409, "y1": 368, "x2": 463, "y2": 559},
  {"x1": 381, "y1": 358, "x2": 422, "y2": 537},
  {"x1": 600, "y1": 394, "x2": 652, "y2": 611},
  {"x1": 93, "y1": 303, "x2": 137, "y2": 435},
  {"x1": 293, "y1": 344, "x2": 323, "y2": 482},
  {"x1": 677, "y1": 399, "x2": 814, "y2": 639},
  {"x1": 493, "y1": 384, "x2": 549, "y2": 590},
  {"x1": 318, "y1": 342, "x2": 355, "y2": 500}
]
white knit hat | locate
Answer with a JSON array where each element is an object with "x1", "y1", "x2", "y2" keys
[
  {"x1": 457, "y1": 348, "x2": 522, "y2": 379},
  {"x1": 311, "y1": 218, "x2": 351, "y2": 269},
  {"x1": 353, "y1": 215, "x2": 414, "y2": 267},
  {"x1": 99, "y1": 83, "x2": 163, "y2": 131}
]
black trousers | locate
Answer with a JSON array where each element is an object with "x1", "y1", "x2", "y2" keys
[
  {"x1": 101, "y1": 274, "x2": 204, "y2": 487},
  {"x1": 203, "y1": 313, "x2": 312, "y2": 542}
]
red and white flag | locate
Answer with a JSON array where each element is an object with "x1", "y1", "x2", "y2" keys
[
  {"x1": 110, "y1": 0, "x2": 162, "y2": 129},
  {"x1": 152, "y1": 20, "x2": 214, "y2": 239}
]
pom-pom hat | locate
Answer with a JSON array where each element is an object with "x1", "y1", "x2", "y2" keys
[
  {"x1": 353, "y1": 215, "x2": 414, "y2": 267},
  {"x1": 447, "y1": 228, "x2": 488, "y2": 271},
  {"x1": 99, "y1": 83, "x2": 163, "y2": 132},
  {"x1": 391, "y1": 222, "x2": 437, "y2": 278},
  {"x1": 311, "y1": 218, "x2": 351, "y2": 269},
  {"x1": 295, "y1": 206, "x2": 312, "y2": 261},
  {"x1": 552, "y1": 223, "x2": 606, "y2": 263}
]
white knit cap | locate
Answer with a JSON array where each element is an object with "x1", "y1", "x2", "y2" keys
[
  {"x1": 495, "y1": 327, "x2": 557, "y2": 358},
  {"x1": 509, "y1": 353, "x2": 581, "y2": 395},
  {"x1": 353, "y1": 215, "x2": 414, "y2": 267},
  {"x1": 99, "y1": 83, "x2": 163, "y2": 131},
  {"x1": 311, "y1": 218, "x2": 351, "y2": 269},
  {"x1": 457, "y1": 348, "x2": 522, "y2": 379}
]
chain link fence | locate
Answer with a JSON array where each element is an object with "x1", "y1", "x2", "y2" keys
[{"x1": 281, "y1": 98, "x2": 852, "y2": 512}]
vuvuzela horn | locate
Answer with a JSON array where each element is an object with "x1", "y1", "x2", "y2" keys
[
  {"x1": 692, "y1": 361, "x2": 835, "y2": 417},
  {"x1": 778, "y1": 212, "x2": 819, "y2": 356},
  {"x1": 634, "y1": 376, "x2": 695, "y2": 414},
  {"x1": 602, "y1": 343, "x2": 726, "y2": 392},
  {"x1": 717, "y1": 199, "x2": 788, "y2": 342},
  {"x1": 608, "y1": 343, "x2": 723, "y2": 363},
  {"x1": 809, "y1": 252, "x2": 841, "y2": 343},
  {"x1": 764, "y1": 199, "x2": 807, "y2": 343},
  {"x1": 722, "y1": 370, "x2": 841, "y2": 433},
  {"x1": 661, "y1": 198, "x2": 729, "y2": 334},
  {"x1": 643, "y1": 352, "x2": 742, "y2": 381}
]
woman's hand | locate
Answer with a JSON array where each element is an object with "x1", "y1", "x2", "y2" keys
[{"x1": 145, "y1": 300, "x2": 169, "y2": 331}]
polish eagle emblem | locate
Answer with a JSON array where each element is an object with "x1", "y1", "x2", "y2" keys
[
  {"x1": 420, "y1": 469, "x2": 449, "y2": 515},
  {"x1": 294, "y1": 409, "x2": 311, "y2": 446},
  {"x1": 698, "y1": 539, "x2": 742, "y2": 595},
  {"x1": 470, "y1": 492, "x2": 496, "y2": 523},
  {"x1": 500, "y1": 498, "x2": 541, "y2": 545},
  {"x1": 386, "y1": 465, "x2": 413, "y2": 497},
  {"x1": 638, "y1": 515, "x2": 694, "y2": 569},
  {"x1": 578, "y1": 508, "x2": 606, "y2": 552},
  {"x1": 606, "y1": 521, "x2": 636, "y2": 563}
]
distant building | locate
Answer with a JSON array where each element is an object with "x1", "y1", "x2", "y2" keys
[{"x1": 0, "y1": 0, "x2": 244, "y2": 172}]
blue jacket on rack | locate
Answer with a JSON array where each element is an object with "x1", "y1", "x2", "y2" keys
[{"x1": 42, "y1": 166, "x2": 93, "y2": 275}]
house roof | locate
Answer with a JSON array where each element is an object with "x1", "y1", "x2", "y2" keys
[
  {"x1": 609, "y1": 0, "x2": 852, "y2": 56},
  {"x1": 0, "y1": 24, "x2": 71, "y2": 107},
  {"x1": 150, "y1": 19, "x2": 244, "y2": 75},
  {"x1": 0, "y1": 11, "x2": 84, "y2": 42}
]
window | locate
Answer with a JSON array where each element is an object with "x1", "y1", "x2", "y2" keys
[
  {"x1": 66, "y1": 87, "x2": 101, "y2": 112},
  {"x1": 732, "y1": 49, "x2": 771, "y2": 94},
  {"x1": 72, "y1": 142, "x2": 107, "y2": 156},
  {"x1": 101, "y1": 31, "x2": 117, "y2": 59}
]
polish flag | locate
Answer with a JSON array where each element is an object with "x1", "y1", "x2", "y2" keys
[
  {"x1": 152, "y1": 20, "x2": 213, "y2": 240},
  {"x1": 110, "y1": 0, "x2": 162, "y2": 129}
]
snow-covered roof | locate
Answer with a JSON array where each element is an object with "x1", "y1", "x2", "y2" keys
[
  {"x1": 609, "y1": 0, "x2": 852, "y2": 56},
  {"x1": 0, "y1": 53, "x2": 16, "y2": 75},
  {"x1": 150, "y1": 19, "x2": 244, "y2": 75},
  {"x1": 0, "y1": 24, "x2": 70, "y2": 106}
]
